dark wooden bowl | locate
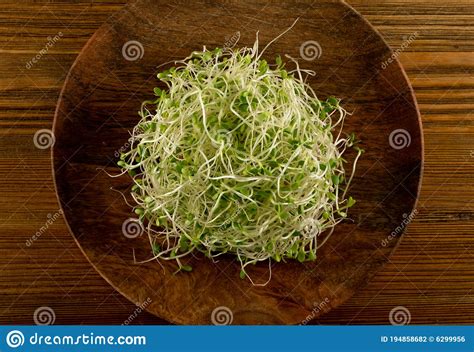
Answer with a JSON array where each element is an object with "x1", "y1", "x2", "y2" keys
[{"x1": 52, "y1": 0, "x2": 423, "y2": 324}]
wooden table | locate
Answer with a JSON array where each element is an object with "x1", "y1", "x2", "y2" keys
[{"x1": 0, "y1": 0, "x2": 472, "y2": 324}]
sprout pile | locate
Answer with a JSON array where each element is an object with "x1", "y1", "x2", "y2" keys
[{"x1": 117, "y1": 35, "x2": 363, "y2": 284}]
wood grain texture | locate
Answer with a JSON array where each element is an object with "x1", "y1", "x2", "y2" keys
[{"x1": 0, "y1": 0, "x2": 472, "y2": 325}]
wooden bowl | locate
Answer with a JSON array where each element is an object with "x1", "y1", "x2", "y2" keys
[{"x1": 52, "y1": 0, "x2": 423, "y2": 324}]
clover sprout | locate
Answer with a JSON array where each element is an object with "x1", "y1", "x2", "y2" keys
[{"x1": 117, "y1": 34, "x2": 363, "y2": 285}]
